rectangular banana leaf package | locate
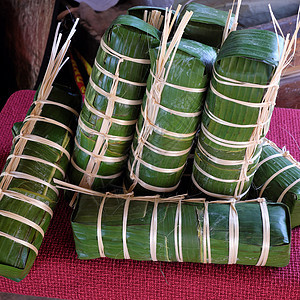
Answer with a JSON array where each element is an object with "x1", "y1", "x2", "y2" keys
[
  {"x1": 68, "y1": 15, "x2": 161, "y2": 192},
  {"x1": 71, "y1": 193, "x2": 291, "y2": 267},
  {"x1": 192, "y1": 29, "x2": 285, "y2": 200},
  {"x1": 125, "y1": 37, "x2": 217, "y2": 194}
]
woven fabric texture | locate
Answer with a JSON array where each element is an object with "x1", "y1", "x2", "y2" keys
[{"x1": 0, "y1": 90, "x2": 299, "y2": 299}]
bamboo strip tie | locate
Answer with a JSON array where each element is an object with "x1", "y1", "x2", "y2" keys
[
  {"x1": 221, "y1": 0, "x2": 242, "y2": 45},
  {"x1": 134, "y1": 127, "x2": 193, "y2": 157},
  {"x1": 196, "y1": 139, "x2": 262, "y2": 166},
  {"x1": 174, "y1": 200, "x2": 183, "y2": 262},
  {"x1": 191, "y1": 173, "x2": 250, "y2": 200},
  {"x1": 144, "y1": 9, "x2": 164, "y2": 30},
  {"x1": 71, "y1": 157, "x2": 123, "y2": 180},
  {"x1": 73, "y1": 137, "x2": 128, "y2": 163},
  {"x1": 193, "y1": 159, "x2": 255, "y2": 184},
  {"x1": 97, "y1": 193, "x2": 107, "y2": 258}
]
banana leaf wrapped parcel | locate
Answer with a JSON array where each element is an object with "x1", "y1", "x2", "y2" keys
[
  {"x1": 178, "y1": 2, "x2": 235, "y2": 48},
  {"x1": 71, "y1": 193, "x2": 290, "y2": 267},
  {"x1": 125, "y1": 33, "x2": 217, "y2": 194},
  {"x1": 251, "y1": 139, "x2": 300, "y2": 228},
  {"x1": 192, "y1": 29, "x2": 284, "y2": 200},
  {"x1": 68, "y1": 15, "x2": 160, "y2": 193},
  {"x1": 0, "y1": 84, "x2": 81, "y2": 281}
]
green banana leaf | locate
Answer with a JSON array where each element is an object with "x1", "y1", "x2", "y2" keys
[
  {"x1": 125, "y1": 38, "x2": 217, "y2": 194},
  {"x1": 192, "y1": 29, "x2": 284, "y2": 199},
  {"x1": 251, "y1": 139, "x2": 300, "y2": 228},
  {"x1": 178, "y1": 2, "x2": 234, "y2": 48},
  {"x1": 0, "y1": 84, "x2": 81, "y2": 281},
  {"x1": 71, "y1": 193, "x2": 290, "y2": 267},
  {"x1": 68, "y1": 15, "x2": 160, "y2": 191}
]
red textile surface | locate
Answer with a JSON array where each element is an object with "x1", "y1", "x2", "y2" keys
[{"x1": 0, "y1": 90, "x2": 299, "y2": 299}]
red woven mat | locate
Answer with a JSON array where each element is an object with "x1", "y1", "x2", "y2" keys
[{"x1": 0, "y1": 90, "x2": 299, "y2": 300}]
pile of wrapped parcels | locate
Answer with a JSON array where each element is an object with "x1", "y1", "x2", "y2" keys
[{"x1": 0, "y1": 2, "x2": 299, "y2": 282}]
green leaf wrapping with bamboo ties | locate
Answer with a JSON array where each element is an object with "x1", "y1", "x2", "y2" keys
[
  {"x1": 67, "y1": 15, "x2": 161, "y2": 200},
  {"x1": 251, "y1": 139, "x2": 300, "y2": 229},
  {"x1": 0, "y1": 20, "x2": 81, "y2": 282},
  {"x1": 71, "y1": 193, "x2": 290, "y2": 267},
  {"x1": 125, "y1": 8, "x2": 217, "y2": 194}
]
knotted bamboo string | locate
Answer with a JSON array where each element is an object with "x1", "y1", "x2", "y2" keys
[
  {"x1": 129, "y1": 8, "x2": 195, "y2": 192},
  {"x1": 0, "y1": 19, "x2": 78, "y2": 255}
]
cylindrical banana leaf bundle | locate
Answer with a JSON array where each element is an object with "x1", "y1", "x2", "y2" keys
[
  {"x1": 71, "y1": 193, "x2": 290, "y2": 267},
  {"x1": 0, "y1": 85, "x2": 81, "y2": 281},
  {"x1": 68, "y1": 15, "x2": 160, "y2": 192},
  {"x1": 125, "y1": 38, "x2": 217, "y2": 194},
  {"x1": 192, "y1": 29, "x2": 284, "y2": 200},
  {"x1": 251, "y1": 139, "x2": 300, "y2": 228},
  {"x1": 178, "y1": 2, "x2": 235, "y2": 48}
]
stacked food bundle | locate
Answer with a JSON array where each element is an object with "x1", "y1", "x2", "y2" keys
[
  {"x1": 66, "y1": 2, "x2": 298, "y2": 269},
  {"x1": 1, "y1": 2, "x2": 299, "y2": 282},
  {"x1": 191, "y1": 29, "x2": 284, "y2": 199},
  {"x1": 0, "y1": 20, "x2": 81, "y2": 281},
  {"x1": 125, "y1": 31, "x2": 217, "y2": 193},
  {"x1": 67, "y1": 15, "x2": 161, "y2": 196}
]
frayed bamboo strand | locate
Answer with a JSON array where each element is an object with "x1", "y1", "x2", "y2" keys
[{"x1": 222, "y1": 0, "x2": 242, "y2": 45}]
